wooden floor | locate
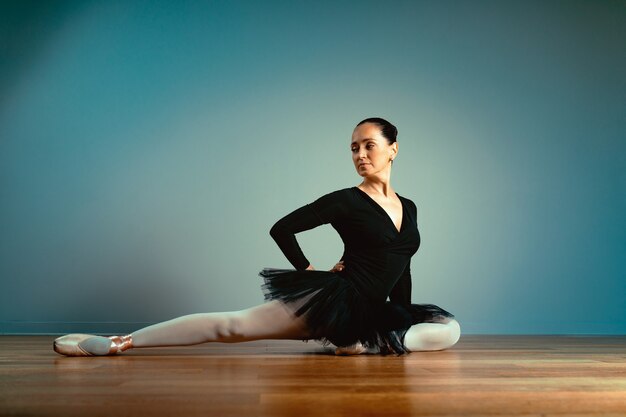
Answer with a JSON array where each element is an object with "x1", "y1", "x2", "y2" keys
[{"x1": 1, "y1": 335, "x2": 625, "y2": 417}]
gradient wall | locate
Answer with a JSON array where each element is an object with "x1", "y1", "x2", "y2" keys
[{"x1": 1, "y1": 0, "x2": 624, "y2": 335}]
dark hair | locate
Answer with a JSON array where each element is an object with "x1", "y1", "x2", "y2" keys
[{"x1": 356, "y1": 117, "x2": 398, "y2": 144}]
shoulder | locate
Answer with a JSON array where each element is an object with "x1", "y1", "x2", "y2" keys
[
  {"x1": 307, "y1": 187, "x2": 354, "y2": 209},
  {"x1": 399, "y1": 194, "x2": 418, "y2": 217},
  {"x1": 306, "y1": 187, "x2": 352, "y2": 223},
  {"x1": 313, "y1": 187, "x2": 353, "y2": 202}
]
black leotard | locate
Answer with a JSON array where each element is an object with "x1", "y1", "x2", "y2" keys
[{"x1": 259, "y1": 186, "x2": 454, "y2": 355}]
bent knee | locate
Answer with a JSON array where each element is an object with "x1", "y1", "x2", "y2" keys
[
  {"x1": 425, "y1": 319, "x2": 462, "y2": 351},
  {"x1": 422, "y1": 319, "x2": 461, "y2": 351},
  {"x1": 442, "y1": 319, "x2": 461, "y2": 349}
]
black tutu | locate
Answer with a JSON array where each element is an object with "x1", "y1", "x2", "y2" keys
[{"x1": 259, "y1": 267, "x2": 455, "y2": 356}]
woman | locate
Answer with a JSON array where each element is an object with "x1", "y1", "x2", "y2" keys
[{"x1": 53, "y1": 117, "x2": 460, "y2": 357}]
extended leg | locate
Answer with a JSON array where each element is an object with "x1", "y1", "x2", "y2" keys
[
  {"x1": 65, "y1": 300, "x2": 317, "y2": 356},
  {"x1": 132, "y1": 299, "x2": 315, "y2": 347}
]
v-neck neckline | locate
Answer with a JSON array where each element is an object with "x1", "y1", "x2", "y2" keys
[{"x1": 353, "y1": 186, "x2": 405, "y2": 234}]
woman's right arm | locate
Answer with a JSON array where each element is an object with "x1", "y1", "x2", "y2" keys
[{"x1": 269, "y1": 190, "x2": 345, "y2": 271}]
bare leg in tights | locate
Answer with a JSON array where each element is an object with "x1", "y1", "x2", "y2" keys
[
  {"x1": 335, "y1": 316, "x2": 461, "y2": 355},
  {"x1": 133, "y1": 300, "x2": 316, "y2": 347},
  {"x1": 78, "y1": 300, "x2": 461, "y2": 355},
  {"x1": 78, "y1": 300, "x2": 314, "y2": 354}
]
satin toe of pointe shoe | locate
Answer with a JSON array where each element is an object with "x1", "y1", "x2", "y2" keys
[
  {"x1": 53, "y1": 333, "x2": 133, "y2": 357},
  {"x1": 53, "y1": 333, "x2": 98, "y2": 356}
]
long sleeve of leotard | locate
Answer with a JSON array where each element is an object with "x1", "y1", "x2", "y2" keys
[
  {"x1": 388, "y1": 260, "x2": 412, "y2": 305},
  {"x1": 269, "y1": 190, "x2": 345, "y2": 271}
]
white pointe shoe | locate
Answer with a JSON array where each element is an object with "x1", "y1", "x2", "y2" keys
[{"x1": 53, "y1": 333, "x2": 133, "y2": 357}]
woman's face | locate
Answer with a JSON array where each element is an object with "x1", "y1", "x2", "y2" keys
[{"x1": 351, "y1": 123, "x2": 397, "y2": 177}]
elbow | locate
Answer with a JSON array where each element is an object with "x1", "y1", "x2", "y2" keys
[{"x1": 269, "y1": 222, "x2": 284, "y2": 240}]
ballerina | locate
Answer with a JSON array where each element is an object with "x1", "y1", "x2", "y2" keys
[{"x1": 53, "y1": 117, "x2": 461, "y2": 357}]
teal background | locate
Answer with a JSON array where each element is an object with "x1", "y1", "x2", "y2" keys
[{"x1": 1, "y1": 0, "x2": 624, "y2": 335}]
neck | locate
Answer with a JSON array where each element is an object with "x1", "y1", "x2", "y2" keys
[{"x1": 359, "y1": 177, "x2": 393, "y2": 198}]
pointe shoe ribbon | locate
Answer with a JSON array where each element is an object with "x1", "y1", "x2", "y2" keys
[{"x1": 107, "y1": 335, "x2": 133, "y2": 354}]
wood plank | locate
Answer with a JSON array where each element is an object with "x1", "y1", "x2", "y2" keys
[{"x1": 0, "y1": 335, "x2": 624, "y2": 416}]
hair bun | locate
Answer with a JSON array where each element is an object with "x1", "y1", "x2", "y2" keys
[{"x1": 356, "y1": 117, "x2": 398, "y2": 144}]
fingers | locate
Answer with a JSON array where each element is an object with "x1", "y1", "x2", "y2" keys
[{"x1": 330, "y1": 260, "x2": 345, "y2": 273}]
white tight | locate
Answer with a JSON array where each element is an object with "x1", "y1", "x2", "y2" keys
[
  {"x1": 129, "y1": 299, "x2": 461, "y2": 352},
  {"x1": 403, "y1": 317, "x2": 461, "y2": 351},
  {"x1": 131, "y1": 300, "x2": 315, "y2": 347}
]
